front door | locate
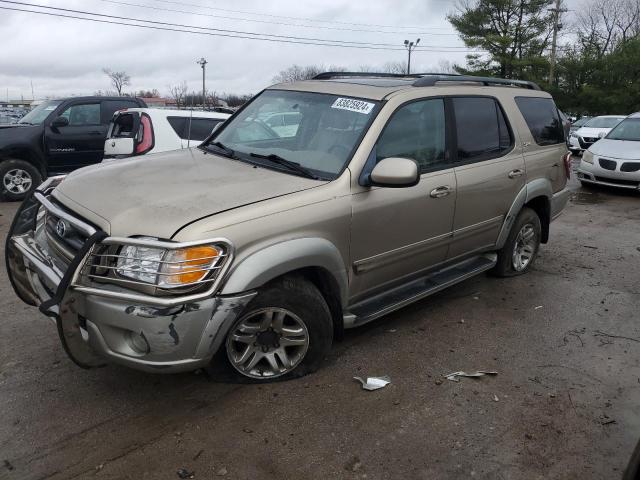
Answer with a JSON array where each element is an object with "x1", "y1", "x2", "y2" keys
[
  {"x1": 447, "y1": 96, "x2": 526, "y2": 259},
  {"x1": 45, "y1": 102, "x2": 105, "y2": 173},
  {"x1": 350, "y1": 98, "x2": 457, "y2": 301}
]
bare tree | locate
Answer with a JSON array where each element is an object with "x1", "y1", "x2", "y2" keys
[
  {"x1": 168, "y1": 81, "x2": 188, "y2": 109},
  {"x1": 576, "y1": 0, "x2": 640, "y2": 57},
  {"x1": 102, "y1": 68, "x2": 131, "y2": 96},
  {"x1": 272, "y1": 64, "x2": 347, "y2": 83},
  {"x1": 382, "y1": 61, "x2": 408, "y2": 74}
]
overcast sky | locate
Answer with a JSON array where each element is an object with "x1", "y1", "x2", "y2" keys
[{"x1": 0, "y1": 0, "x2": 578, "y2": 100}]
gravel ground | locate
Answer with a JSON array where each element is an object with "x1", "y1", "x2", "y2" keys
[{"x1": 1, "y1": 158, "x2": 639, "y2": 480}]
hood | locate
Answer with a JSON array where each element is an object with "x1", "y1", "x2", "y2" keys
[
  {"x1": 53, "y1": 148, "x2": 325, "y2": 239},
  {"x1": 0, "y1": 123, "x2": 41, "y2": 147},
  {"x1": 589, "y1": 138, "x2": 640, "y2": 160},
  {"x1": 576, "y1": 127, "x2": 611, "y2": 137}
]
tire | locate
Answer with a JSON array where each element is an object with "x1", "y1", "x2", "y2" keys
[
  {"x1": 0, "y1": 159, "x2": 42, "y2": 202},
  {"x1": 207, "y1": 276, "x2": 333, "y2": 383},
  {"x1": 492, "y1": 207, "x2": 542, "y2": 277}
]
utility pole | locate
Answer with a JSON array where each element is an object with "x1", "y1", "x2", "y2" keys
[
  {"x1": 196, "y1": 57, "x2": 208, "y2": 110},
  {"x1": 404, "y1": 38, "x2": 420, "y2": 75},
  {"x1": 548, "y1": 0, "x2": 566, "y2": 85}
]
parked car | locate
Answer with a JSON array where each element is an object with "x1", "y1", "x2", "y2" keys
[
  {"x1": 568, "y1": 115, "x2": 625, "y2": 154},
  {"x1": 6, "y1": 73, "x2": 571, "y2": 381},
  {"x1": 103, "y1": 108, "x2": 230, "y2": 159},
  {"x1": 569, "y1": 116, "x2": 591, "y2": 134},
  {"x1": 577, "y1": 112, "x2": 640, "y2": 190},
  {"x1": 0, "y1": 96, "x2": 146, "y2": 200}
]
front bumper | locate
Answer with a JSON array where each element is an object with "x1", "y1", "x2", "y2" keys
[
  {"x1": 6, "y1": 184, "x2": 254, "y2": 373},
  {"x1": 577, "y1": 158, "x2": 640, "y2": 190}
]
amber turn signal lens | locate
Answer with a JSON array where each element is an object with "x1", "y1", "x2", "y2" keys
[{"x1": 161, "y1": 245, "x2": 221, "y2": 286}]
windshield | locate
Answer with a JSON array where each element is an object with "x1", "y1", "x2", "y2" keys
[
  {"x1": 573, "y1": 117, "x2": 590, "y2": 127},
  {"x1": 584, "y1": 117, "x2": 623, "y2": 129},
  {"x1": 18, "y1": 100, "x2": 62, "y2": 125},
  {"x1": 606, "y1": 118, "x2": 640, "y2": 141},
  {"x1": 204, "y1": 90, "x2": 379, "y2": 179}
]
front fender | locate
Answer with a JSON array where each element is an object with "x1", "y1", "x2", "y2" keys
[{"x1": 220, "y1": 237, "x2": 348, "y2": 305}]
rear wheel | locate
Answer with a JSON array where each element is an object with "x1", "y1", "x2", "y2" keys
[
  {"x1": 210, "y1": 276, "x2": 333, "y2": 383},
  {"x1": 493, "y1": 207, "x2": 541, "y2": 277},
  {"x1": 0, "y1": 160, "x2": 42, "y2": 201}
]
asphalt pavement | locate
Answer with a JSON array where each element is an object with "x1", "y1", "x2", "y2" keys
[{"x1": 1, "y1": 158, "x2": 639, "y2": 480}]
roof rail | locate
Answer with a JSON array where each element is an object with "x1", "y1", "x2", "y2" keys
[
  {"x1": 412, "y1": 75, "x2": 541, "y2": 90},
  {"x1": 312, "y1": 71, "x2": 459, "y2": 80}
]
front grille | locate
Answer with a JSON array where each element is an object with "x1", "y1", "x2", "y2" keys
[
  {"x1": 595, "y1": 176, "x2": 640, "y2": 187},
  {"x1": 621, "y1": 162, "x2": 640, "y2": 173},
  {"x1": 598, "y1": 158, "x2": 617, "y2": 171},
  {"x1": 41, "y1": 200, "x2": 91, "y2": 262},
  {"x1": 583, "y1": 137, "x2": 598, "y2": 143}
]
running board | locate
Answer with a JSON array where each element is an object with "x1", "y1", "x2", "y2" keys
[{"x1": 343, "y1": 253, "x2": 497, "y2": 328}]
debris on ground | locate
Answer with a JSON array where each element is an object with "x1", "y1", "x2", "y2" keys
[
  {"x1": 444, "y1": 371, "x2": 498, "y2": 382},
  {"x1": 353, "y1": 375, "x2": 391, "y2": 391},
  {"x1": 493, "y1": 394, "x2": 499, "y2": 402},
  {"x1": 583, "y1": 245, "x2": 599, "y2": 249},
  {"x1": 3, "y1": 460, "x2": 15, "y2": 471},
  {"x1": 177, "y1": 468, "x2": 195, "y2": 479},
  {"x1": 192, "y1": 450, "x2": 204, "y2": 461},
  {"x1": 534, "y1": 305, "x2": 543, "y2": 310},
  {"x1": 593, "y1": 330, "x2": 640, "y2": 343},
  {"x1": 216, "y1": 466, "x2": 228, "y2": 476}
]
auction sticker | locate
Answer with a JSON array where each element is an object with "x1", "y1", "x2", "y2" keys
[{"x1": 331, "y1": 97, "x2": 375, "y2": 115}]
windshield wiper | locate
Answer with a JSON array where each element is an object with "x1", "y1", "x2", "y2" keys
[
  {"x1": 249, "y1": 153, "x2": 320, "y2": 180},
  {"x1": 206, "y1": 141, "x2": 237, "y2": 159}
]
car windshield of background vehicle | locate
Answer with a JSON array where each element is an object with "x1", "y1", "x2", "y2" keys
[
  {"x1": 17, "y1": 100, "x2": 63, "y2": 125},
  {"x1": 204, "y1": 90, "x2": 379, "y2": 179},
  {"x1": 606, "y1": 118, "x2": 640, "y2": 141},
  {"x1": 585, "y1": 117, "x2": 623, "y2": 128}
]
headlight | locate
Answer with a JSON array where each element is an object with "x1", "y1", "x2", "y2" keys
[
  {"x1": 116, "y1": 243, "x2": 223, "y2": 288},
  {"x1": 583, "y1": 150, "x2": 594, "y2": 164},
  {"x1": 570, "y1": 133, "x2": 577, "y2": 138}
]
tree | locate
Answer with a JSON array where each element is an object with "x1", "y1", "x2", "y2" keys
[
  {"x1": 168, "y1": 81, "x2": 188, "y2": 109},
  {"x1": 448, "y1": 0, "x2": 555, "y2": 79},
  {"x1": 102, "y1": 68, "x2": 131, "y2": 96},
  {"x1": 272, "y1": 64, "x2": 346, "y2": 83}
]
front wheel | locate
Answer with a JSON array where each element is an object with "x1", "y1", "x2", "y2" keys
[
  {"x1": 0, "y1": 159, "x2": 42, "y2": 201},
  {"x1": 492, "y1": 207, "x2": 541, "y2": 277},
  {"x1": 210, "y1": 276, "x2": 333, "y2": 382}
]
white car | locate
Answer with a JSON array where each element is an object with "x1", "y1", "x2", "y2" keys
[
  {"x1": 103, "y1": 108, "x2": 230, "y2": 158},
  {"x1": 568, "y1": 115, "x2": 625, "y2": 153},
  {"x1": 577, "y1": 112, "x2": 640, "y2": 190}
]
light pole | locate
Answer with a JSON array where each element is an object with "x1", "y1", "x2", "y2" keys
[
  {"x1": 404, "y1": 38, "x2": 420, "y2": 75},
  {"x1": 196, "y1": 57, "x2": 208, "y2": 110}
]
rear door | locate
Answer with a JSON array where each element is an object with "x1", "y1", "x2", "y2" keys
[
  {"x1": 45, "y1": 101, "x2": 103, "y2": 172},
  {"x1": 447, "y1": 96, "x2": 525, "y2": 259}
]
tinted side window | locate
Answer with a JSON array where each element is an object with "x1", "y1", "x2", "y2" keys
[
  {"x1": 376, "y1": 98, "x2": 446, "y2": 173},
  {"x1": 452, "y1": 97, "x2": 513, "y2": 162},
  {"x1": 167, "y1": 117, "x2": 187, "y2": 138},
  {"x1": 515, "y1": 97, "x2": 564, "y2": 145},
  {"x1": 60, "y1": 103, "x2": 101, "y2": 126},
  {"x1": 102, "y1": 100, "x2": 140, "y2": 123},
  {"x1": 188, "y1": 118, "x2": 222, "y2": 141},
  {"x1": 111, "y1": 113, "x2": 136, "y2": 138}
]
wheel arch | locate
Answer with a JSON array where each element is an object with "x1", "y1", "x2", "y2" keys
[{"x1": 1, "y1": 147, "x2": 46, "y2": 177}]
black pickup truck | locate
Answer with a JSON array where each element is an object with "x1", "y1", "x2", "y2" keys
[{"x1": 0, "y1": 96, "x2": 146, "y2": 200}]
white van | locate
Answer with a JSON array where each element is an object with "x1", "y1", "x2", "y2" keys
[{"x1": 103, "y1": 108, "x2": 230, "y2": 159}]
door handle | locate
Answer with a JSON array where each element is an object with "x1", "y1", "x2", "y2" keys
[
  {"x1": 508, "y1": 169, "x2": 524, "y2": 179},
  {"x1": 429, "y1": 186, "x2": 453, "y2": 198}
]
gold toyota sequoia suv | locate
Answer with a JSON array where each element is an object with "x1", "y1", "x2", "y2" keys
[{"x1": 6, "y1": 73, "x2": 571, "y2": 381}]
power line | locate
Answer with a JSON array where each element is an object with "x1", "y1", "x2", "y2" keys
[
  {"x1": 0, "y1": 1, "x2": 475, "y2": 51},
  {"x1": 93, "y1": 0, "x2": 460, "y2": 36},
  {"x1": 148, "y1": 0, "x2": 456, "y2": 31},
  {"x1": 0, "y1": 4, "x2": 481, "y2": 52}
]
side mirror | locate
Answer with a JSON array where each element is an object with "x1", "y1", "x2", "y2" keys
[
  {"x1": 103, "y1": 137, "x2": 135, "y2": 157},
  {"x1": 598, "y1": 131, "x2": 607, "y2": 139},
  {"x1": 51, "y1": 116, "x2": 69, "y2": 128},
  {"x1": 369, "y1": 157, "x2": 419, "y2": 188}
]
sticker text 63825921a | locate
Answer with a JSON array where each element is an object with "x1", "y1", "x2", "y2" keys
[{"x1": 331, "y1": 98, "x2": 375, "y2": 115}]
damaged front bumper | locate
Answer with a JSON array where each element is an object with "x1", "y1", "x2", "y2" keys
[{"x1": 5, "y1": 180, "x2": 254, "y2": 373}]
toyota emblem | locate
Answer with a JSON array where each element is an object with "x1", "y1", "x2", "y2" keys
[{"x1": 56, "y1": 219, "x2": 67, "y2": 238}]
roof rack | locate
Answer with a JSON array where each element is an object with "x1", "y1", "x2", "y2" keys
[
  {"x1": 311, "y1": 71, "x2": 540, "y2": 90},
  {"x1": 412, "y1": 74, "x2": 540, "y2": 90},
  {"x1": 312, "y1": 72, "x2": 459, "y2": 80}
]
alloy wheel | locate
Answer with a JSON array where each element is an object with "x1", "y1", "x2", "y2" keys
[
  {"x1": 512, "y1": 223, "x2": 537, "y2": 272},
  {"x1": 3, "y1": 168, "x2": 33, "y2": 194},
  {"x1": 226, "y1": 307, "x2": 309, "y2": 379}
]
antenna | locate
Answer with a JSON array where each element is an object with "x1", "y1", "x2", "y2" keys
[{"x1": 187, "y1": 108, "x2": 193, "y2": 148}]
